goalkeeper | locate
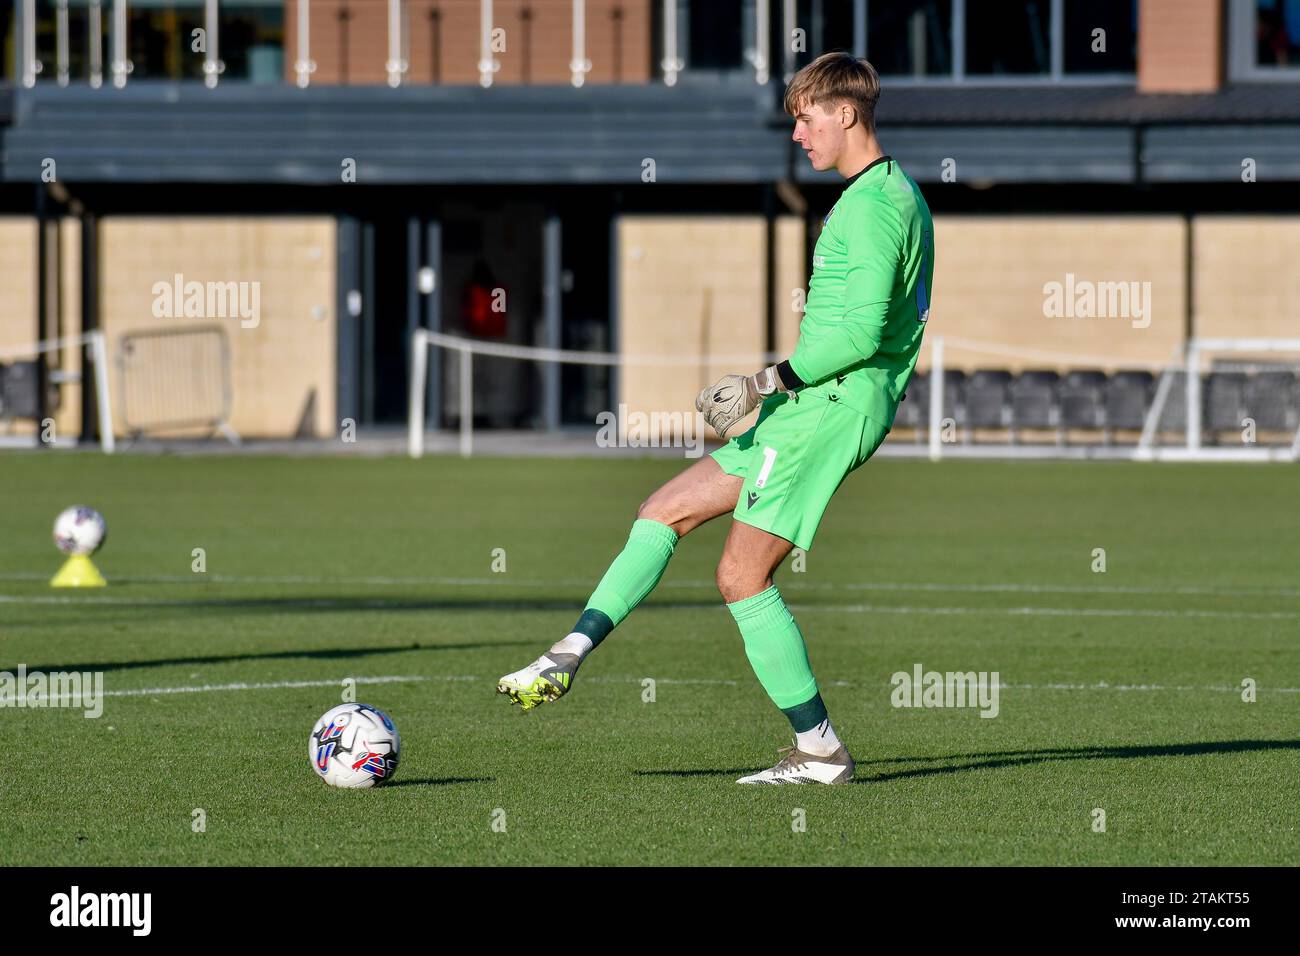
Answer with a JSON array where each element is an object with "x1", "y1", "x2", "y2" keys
[{"x1": 498, "y1": 52, "x2": 934, "y2": 785}]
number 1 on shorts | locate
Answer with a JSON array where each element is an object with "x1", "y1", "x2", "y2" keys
[{"x1": 755, "y1": 446, "x2": 778, "y2": 489}]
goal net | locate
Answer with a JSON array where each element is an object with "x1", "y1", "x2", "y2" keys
[
  {"x1": 0, "y1": 331, "x2": 115, "y2": 453},
  {"x1": 1136, "y1": 338, "x2": 1300, "y2": 462}
]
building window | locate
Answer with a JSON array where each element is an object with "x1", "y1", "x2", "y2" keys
[
  {"x1": 219, "y1": 2, "x2": 285, "y2": 83},
  {"x1": 684, "y1": 0, "x2": 745, "y2": 72},
  {"x1": 1, "y1": 2, "x2": 14, "y2": 82},
  {"x1": 30, "y1": 0, "x2": 109, "y2": 84},
  {"x1": 26, "y1": 0, "x2": 284, "y2": 84},
  {"x1": 1229, "y1": 0, "x2": 1300, "y2": 79},
  {"x1": 791, "y1": 0, "x2": 1132, "y2": 83},
  {"x1": 866, "y1": 0, "x2": 953, "y2": 77},
  {"x1": 1063, "y1": 0, "x2": 1137, "y2": 74},
  {"x1": 127, "y1": 1, "x2": 207, "y2": 81},
  {"x1": 790, "y1": 0, "x2": 860, "y2": 70},
  {"x1": 965, "y1": 0, "x2": 1051, "y2": 75},
  {"x1": 1256, "y1": 0, "x2": 1300, "y2": 66}
]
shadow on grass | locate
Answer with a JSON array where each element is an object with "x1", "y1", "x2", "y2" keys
[
  {"x1": 11, "y1": 595, "x2": 723, "y2": 633},
  {"x1": 635, "y1": 739, "x2": 1300, "y2": 783},
  {"x1": 8, "y1": 640, "x2": 534, "y2": 675},
  {"x1": 385, "y1": 776, "x2": 494, "y2": 788}
]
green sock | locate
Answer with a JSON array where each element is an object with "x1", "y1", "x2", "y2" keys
[
  {"x1": 727, "y1": 585, "x2": 823, "y2": 727},
  {"x1": 578, "y1": 518, "x2": 679, "y2": 648}
]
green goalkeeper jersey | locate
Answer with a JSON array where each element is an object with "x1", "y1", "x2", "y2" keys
[{"x1": 789, "y1": 156, "x2": 934, "y2": 426}]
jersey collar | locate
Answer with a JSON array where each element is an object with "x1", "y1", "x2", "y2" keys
[{"x1": 844, "y1": 154, "x2": 893, "y2": 190}]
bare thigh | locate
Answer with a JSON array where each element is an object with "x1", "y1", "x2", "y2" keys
[{"x1": 636, "y1": 456, "x2": 742, "y2": 537}]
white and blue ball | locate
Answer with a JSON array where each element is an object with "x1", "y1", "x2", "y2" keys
[
  {"x1": 310, "y1": 703, "x2": 401, "y2": 789},
  {"x1": 53, "y1": 506, "x2": 107, "y2": 556}
]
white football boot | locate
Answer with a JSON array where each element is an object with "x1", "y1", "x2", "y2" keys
[
  {"x1": 736, "y1": 742, "x2": 855, "y2": 785},
  {"x1": 496, "y1": 653, "x2": 581, "y2": 712}
]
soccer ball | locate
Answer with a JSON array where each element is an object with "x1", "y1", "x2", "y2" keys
[
  {"x1": 53, "y1": 506, "x2": 107, "y2": 556},
  {"x1": 310, "y1": 703, "x2": 401, "y2": 788}
]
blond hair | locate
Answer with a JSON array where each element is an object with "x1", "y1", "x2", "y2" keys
[{"x1": 783, "y1": 52, "x2": 881, "y2": 130}]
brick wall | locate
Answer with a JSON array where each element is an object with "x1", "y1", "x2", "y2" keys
[
  {"x1": 1194, "y1": 216, "x2": 1300, "y2": 340},
  {"x1": 285, "y1": 0, "x2": 652, "y2": 86},
  {"x1": 616, "y1": 215, "x2": 767, "y2": 437},
  {"x1": 1138, "y1": 0, "x2": 1223, "y2": 93},
  {"x1": 98, "y1": 218, "x2": 337, "y2": 439}
]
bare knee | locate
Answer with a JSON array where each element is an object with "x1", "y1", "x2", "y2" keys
[
  {"x1": 637, "y1": 494, "x2": 698, "y2": 537},
  {"x1": 716, "y1": 552, "x2": 771, "y2": 605}
]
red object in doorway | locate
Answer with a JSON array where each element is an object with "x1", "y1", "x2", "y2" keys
[{"x1": 462, "y1": 261, "x2": 507, "y2": 338}]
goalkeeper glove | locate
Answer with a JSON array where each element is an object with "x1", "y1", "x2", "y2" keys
[{"x1": 695, "y1": 365, "x2": 788, "y2": 438}]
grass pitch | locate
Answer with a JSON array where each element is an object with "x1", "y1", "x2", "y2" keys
[{"x1": 0, "y1": 452, "x2": 1296, "y2": 866}]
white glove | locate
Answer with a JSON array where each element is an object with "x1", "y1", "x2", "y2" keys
[{"x1": 695, "y1": 366, "x2": 785, "y2": 437}]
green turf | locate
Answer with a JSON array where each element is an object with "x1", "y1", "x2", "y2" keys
[{"x1": 0, "y1": 452, "x2": 1296, "y2": 865}]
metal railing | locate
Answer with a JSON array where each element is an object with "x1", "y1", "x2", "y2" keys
[{"x1": 19, "y1": 1, "x2": 803, "y2": 91}]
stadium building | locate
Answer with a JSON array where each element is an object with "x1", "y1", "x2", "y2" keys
[{"x1": 1, "y1": 0, "x2": 1298, "y2": 457}]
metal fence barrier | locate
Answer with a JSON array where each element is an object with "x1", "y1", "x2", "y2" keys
[{"x1": 116, "y1": 325, "x2": 239, "y2": 443}]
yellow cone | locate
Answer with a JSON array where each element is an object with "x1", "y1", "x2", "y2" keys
[{"x1": 51, "y1": 554, "x2": 107, "y2": 588}]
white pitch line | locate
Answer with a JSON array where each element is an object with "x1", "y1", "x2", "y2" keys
[
  {"x1": 1, "y1": 571, "x2": 1297, "y2": 600},
  {"x1": 36, "y1": 673, "x2": 1300, "y2": 705},
  {"x1": 97, "y1": 674, "x2": 439, "y2": 699},
  {"x1": 784, "y1": 603, "x2": 1300, "y2": 622}
]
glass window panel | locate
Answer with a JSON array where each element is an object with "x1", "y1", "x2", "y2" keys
[
  {"x1": 965, "y1": 0, "x2": 1051, "y2": 75},
  {"x1": 33, "y1": 0, "x2": 109, "y2": 83},
  {"x1": 2, "y1": 2, "x2": 16, "y2": 81},
  {"x1": 688, "y1": 0, "x2": 744, "y2": 71},
  {"x1": 792, "y1": 0, "x2": 863, "y2": 70},
  {"x1": 1064, "y1": 0, "x2": 1136, "y2": 73},
  {"x1": 127, "y1": 0, "x2": 207, "y2": 80},
  {"x1": 220, "y1": 3, "x2": 284, "y2": 83},
  {"x1": 1256, "y1": 0, "x2": 1300, "y2": 66},
  {"x1": 819, "y1": 0, "x2": 856, "y2": 55},
  {"x1": 25, "y1": 0, "x2": 287, "y2": 83},
  {"x1": 868, "y1": 0, "x2": 953, "y2": 77}
]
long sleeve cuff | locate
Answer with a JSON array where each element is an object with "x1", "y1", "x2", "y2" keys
[{"x1": 775, "y1": 360, "x2": 806, "y2": 392}]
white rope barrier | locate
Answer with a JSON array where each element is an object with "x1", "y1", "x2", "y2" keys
[{"x1": 416, "y1": 328, "x2": 778, "y2": 368}]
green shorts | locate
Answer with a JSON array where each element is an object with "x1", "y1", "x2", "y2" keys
[{"x1": 711, "y1": 392, "x2": 890, "y2": 551}]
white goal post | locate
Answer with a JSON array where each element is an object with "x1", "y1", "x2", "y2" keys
[
  {"x1": 1136, "y1": 337, "x2": 1300, "y2": 463},
  {"x1": 0, "y1": 330, "x2": 115, "y2": 453}
]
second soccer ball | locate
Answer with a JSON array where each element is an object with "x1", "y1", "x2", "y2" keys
[{"x1": 53, "y1": 506, "x2": 107, "y2": 556}]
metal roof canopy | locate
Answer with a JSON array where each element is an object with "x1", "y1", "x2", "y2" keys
[{"x1": 3, "y1": 81, "x2": 1300, "y2": 185}]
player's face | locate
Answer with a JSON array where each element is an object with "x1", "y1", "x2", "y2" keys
[{"x1": 791, "y1": 100, "x2": 846, "y2": 172}]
